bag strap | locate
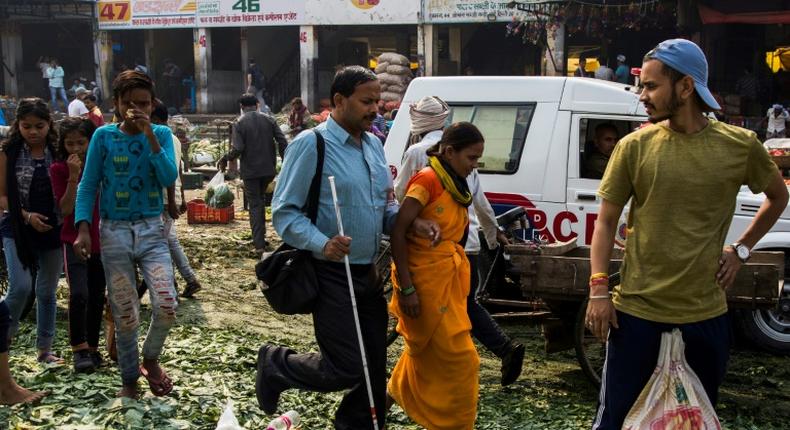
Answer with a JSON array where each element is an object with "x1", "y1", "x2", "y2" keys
[{"x1": 305, "y1": 131, "x2": 325, "y2": 224}]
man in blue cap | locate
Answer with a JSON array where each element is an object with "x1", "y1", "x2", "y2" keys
[{"x1": 585, "y1": 39, "x2": 789, "y2": 429}]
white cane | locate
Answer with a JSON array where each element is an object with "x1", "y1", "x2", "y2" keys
[{"x1": 328, "y1": 176, "x2": 380, "y2": 430}]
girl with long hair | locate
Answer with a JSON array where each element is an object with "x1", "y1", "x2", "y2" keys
[
  {"x1": 50, "y1": 117, "x2": 105, "y2": 373},
  {"x1": 0, "y1": 98, "x2": 64, "y2": 364}
]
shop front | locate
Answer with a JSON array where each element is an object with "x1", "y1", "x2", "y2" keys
[
  {"x1": 98, "y1": 0, "x2": 303, "y2": 113},
  {"x1": 1, "y1": 1, "x2": 95, "y2": 99},
  {"x1": 298, "y1": 0, "x2": 420, "y2": 110},
  {"x1": 423, "y1": 0, "x2": 534, "y2": 76},
  {"x1": 697, "y1": 1, "x2": 790, "y2": 137}
]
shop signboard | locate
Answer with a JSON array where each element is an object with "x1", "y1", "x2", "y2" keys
[
  {"x1": 98, "y1": 0, "x2": 419, "y2": 29},
  {"x1": 196, "y1": 0, "x2": 304, "y2": 26},
  {"x1": 304, "y1": 0, "x2": 420, "y2": 25},
  {"x1": 424, "y1": 0, "x2": 518, "y2": 23},
  {"x1": 98, "y1": 0, "x2": 197, "y2": 29}
]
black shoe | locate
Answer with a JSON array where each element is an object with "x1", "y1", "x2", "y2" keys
[
  {"x1": 73, "y1": 349, "x2": 96, "y2": 374},
  {"x1": 255, "y1": 345, "x2": 281, "y2": 414},
  {"x1": 500, "y1": 341, "x2": 525, "y2": 387},
  {"x1": 182, "y1": 281, "x2": 202, "y2": 298},
  {"x1": 90, "y1": 350, "x2": 104, "y2": 368}
]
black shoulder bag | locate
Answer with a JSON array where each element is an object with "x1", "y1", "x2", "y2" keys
[{"x1": 255, "y1": 131, "x2": 325, "y2": 315}]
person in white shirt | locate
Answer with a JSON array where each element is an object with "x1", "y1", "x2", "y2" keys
[
  {"x1": 46, "y1": 58, "x2": 68, "y2": 113},
  {"x1": 393, "y1": 96, "x2": 526, "y2": 386},
  {"x1": 67, "y1": 89, "x2": 90, "y2": 118},
  {"x1": 37, "y1": 56, "x2": 50, "y2": 98},
  {"x1": 595, "y1": 60, "x2": 615, "y2": 81},
  {"x1": 766, "y1": 104, "x2": 789, "y2": 139}
]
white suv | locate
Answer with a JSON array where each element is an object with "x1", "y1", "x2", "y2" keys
[{"x1": 384, "y1": 76, "x2": 790, "y2": 355}]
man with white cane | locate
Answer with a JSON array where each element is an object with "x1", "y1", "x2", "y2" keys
[{"x1": 260, "y1": 66, "x2": 403, "y2": 429}]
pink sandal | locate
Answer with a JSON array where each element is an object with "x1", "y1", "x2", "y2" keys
[{"x1": 139, "y1": 365, "x2": 173, "y2": 396}]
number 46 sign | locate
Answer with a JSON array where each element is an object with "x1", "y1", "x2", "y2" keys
[
  {"x1": 231, "y1": 0, "x2": 261, "y2": 12},
  {"x1": 98, "y1": 1, "x2": 131, "y2": 22}
]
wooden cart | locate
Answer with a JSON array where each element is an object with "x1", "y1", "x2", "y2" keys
[{"x1": 502, "y1": 242, "x2": 785, "y2": 386}]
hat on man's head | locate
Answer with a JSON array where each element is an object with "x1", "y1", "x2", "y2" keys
[
  {"x1": 773, "y1": 104, "x2": 784, "y2": 110},
  {"x1": 75, "y1": 88, "x2": 88, "y2": 96},
  {"x1": 616, "y1": 54, "x2": 626, "y2": 63},
  {"x1": 645, "y1": 38, "x2": 720, "y2": 111}
]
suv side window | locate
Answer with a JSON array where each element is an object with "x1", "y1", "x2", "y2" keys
[
  {"x1": 448, "y1": 104, "x2": 536, "y2": 174},
  {"x1": 579, "y1": 118, "x2": 642, "y2": 180}
]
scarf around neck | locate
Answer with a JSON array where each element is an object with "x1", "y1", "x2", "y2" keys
[{"x1": 428, "y1": 156, "x2": 472, "y2": 207}]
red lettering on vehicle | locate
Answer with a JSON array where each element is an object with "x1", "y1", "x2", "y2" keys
[{"x1": 553, "y1": 211, "x2": 578, "y2": 242}]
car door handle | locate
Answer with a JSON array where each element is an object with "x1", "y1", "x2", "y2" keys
[{"x1": 576, "y1": 193, "x2": 597, "y2": 201}]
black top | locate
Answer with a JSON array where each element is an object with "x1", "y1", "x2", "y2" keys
[
  {"x1": 1, "y1": 160, "x2": 61, "y2": 249},
  {"x1": 229, "y1": 111, "x2": 288, "y2": 180}
]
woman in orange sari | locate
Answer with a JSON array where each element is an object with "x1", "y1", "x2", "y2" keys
[{"x1": 388, "y1": 122, "x2": 484, "y2": 429}]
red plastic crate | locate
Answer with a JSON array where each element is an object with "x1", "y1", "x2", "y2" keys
[{"x1": 187, "y1": 199, "x2": 235, "y2": 224}]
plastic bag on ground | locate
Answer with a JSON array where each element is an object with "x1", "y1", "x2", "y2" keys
[
  {"x1": 622, "y1": 329, "x2": 721, "y2": 430},
  {"x1": 215, "y1": 400, "x2": 243, "y2": 430}
]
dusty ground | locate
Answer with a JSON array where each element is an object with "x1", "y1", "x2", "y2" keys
[{"x1": 1, "y1": 186, "x2": 788, "y2": 429}]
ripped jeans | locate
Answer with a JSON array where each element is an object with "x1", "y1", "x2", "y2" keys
[{"x1": 100, "y1": 217, "x2": 177, "y2": 386}]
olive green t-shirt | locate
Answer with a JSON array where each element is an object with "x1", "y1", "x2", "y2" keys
[{"x1": 598, "y1": 121, "x2": 777, "y2": 324}]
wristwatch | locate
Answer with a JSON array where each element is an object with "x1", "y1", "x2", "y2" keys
[{"x1": 731, "y1": 242, "x2": 751, "y2": 263}]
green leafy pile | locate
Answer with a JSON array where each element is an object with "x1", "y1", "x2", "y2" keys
[{"x1": 4, "y1": 210, "x2": 788, "y2": 429}]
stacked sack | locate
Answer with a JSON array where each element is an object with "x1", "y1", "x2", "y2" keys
[{"x1": 375, "y1": 53, "x2": 412, "y2": 102}]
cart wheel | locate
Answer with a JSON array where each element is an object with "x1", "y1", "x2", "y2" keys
[{"x1": 574, "y1": 298, "x2": 606, "y2": 388}]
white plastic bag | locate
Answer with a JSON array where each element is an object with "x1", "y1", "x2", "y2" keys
[
  {"x1": 208, "y1": 171, "x2": 225, "y2": 189},
  {"x1": 622, "y1": 329, "x2": 721, "y2": 430},
  {"x1": 215, "y1": 400, "x2": 243, "y2": 430}
]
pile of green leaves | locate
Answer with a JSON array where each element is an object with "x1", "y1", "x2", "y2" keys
[
  {"x1": 5, "y1": 317, "x2": 787, "y2": 429},
  {"x1": 4, "y1": 211, "x2": 789, "y2": 428}
]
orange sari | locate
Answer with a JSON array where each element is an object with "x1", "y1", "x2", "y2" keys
[{"x1": 388, "y1": 168, "x2": 479, "y2": 430}]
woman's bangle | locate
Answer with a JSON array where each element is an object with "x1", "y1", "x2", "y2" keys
[
  {"x1": 590, "y1": 278, "x2": 609, "y2": 287},
  {"x1": 590, "y1": 272, "x2": 608, "y2": 281},
  {"x1": 398, "y1": 285, "x2": 416, "y2": 296},
  {"x1": 589, "y1": 294, "x2": 611, "y2": 300},
  {"x1": 26, "y1": 212, "x2": 32, "y2": 224}
]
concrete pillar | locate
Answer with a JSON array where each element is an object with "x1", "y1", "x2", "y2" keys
[
  {"x1": 418, "y1": 24, "x2": 437, "y2": 77},
  {"x1": 543, "y1": 24, "x2": 565, "y2": 76},
  {"x1": 449, "y1": 26, "x2": 461, "y2": 75},
  {"x1": 193, "y1": 27, "x2": 210, "y2": 113},
  {"x1": 240, "y1": 28, "x2": 249, "y2": 92},
  {"x1": 93, "y1": 30, "x2": 113, "y2": 104},
  {"x1": 1, "y1": 23, "x2": 23, "y2": 97},
  {"x1": 144, "y1": 30, "x2": 156, "y2": 73},
  {"x1": 299, "y1": 25, "x2": 318, "y2": 111}
]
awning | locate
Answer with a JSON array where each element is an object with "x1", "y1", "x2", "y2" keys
[{"x1": 698, "y1": 4, "x2": 790, "y2": 25}]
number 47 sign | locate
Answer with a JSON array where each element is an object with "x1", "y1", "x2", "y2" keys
[{"x1": 98, "y1": 1, "x2": 131, "y2": 22}]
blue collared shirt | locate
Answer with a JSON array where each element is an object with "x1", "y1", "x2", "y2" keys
[{"x1": 272, "y1": 116, "x2": 397, "y2": 264}]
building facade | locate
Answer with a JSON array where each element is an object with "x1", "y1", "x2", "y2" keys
[{"x1": 1, "y1": 1, "x2": 786, "y2": 115}]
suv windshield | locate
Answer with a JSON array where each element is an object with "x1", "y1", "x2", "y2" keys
[{"x1": 447, "y1": 103, "x2": 536, "y2": 174}]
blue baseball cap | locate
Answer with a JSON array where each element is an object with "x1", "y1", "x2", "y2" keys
[{"x1": 645, "y1": 39, "x2": 720, "y2": 111}]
